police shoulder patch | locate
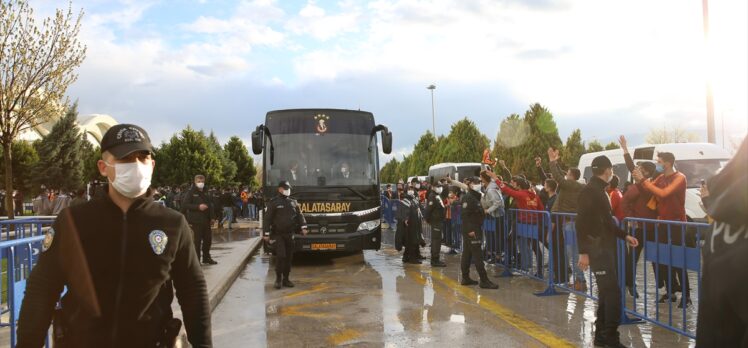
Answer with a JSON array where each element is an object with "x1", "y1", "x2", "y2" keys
[
  {"x1": 148, "y1": 230, "x2": 168, "y2": 255},
  {"x1": 42, "y1": 227, "x2": 55, "y2": 252}
]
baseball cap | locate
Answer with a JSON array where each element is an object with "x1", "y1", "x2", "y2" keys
[
  {"x1": 278, "y1": 181, "x2": 292, "y2": 189},
  {"x1": 591, "y1": 155, "x2": 613, "y2": 170},
  {"x1": 100, "y1": 124, "x2": 154, "y2": 159}
]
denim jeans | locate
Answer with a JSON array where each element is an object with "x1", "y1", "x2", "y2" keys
[
  {"x1": 564, "y1": 221, "x2": 586, "y2": 283},
  {"x1": 248, "y1": 204, "x2": 256, "y2": 220},
  {"x1": 221, "y1": 207, "x2": 234, "y2": 229}
]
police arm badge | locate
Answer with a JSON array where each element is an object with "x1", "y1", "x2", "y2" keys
[
  {"x1": 149, "y1": 230, "x2": 168, "y2": 255},
  {"x1": 42, "y1": 227, "x2": 55, "y2": 252}
]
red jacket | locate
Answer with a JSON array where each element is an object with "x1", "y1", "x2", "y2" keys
[
  {"x1": 607, "y1": 188, "x2": 625, "y2": 222},
  {"x1": 496, "y1": 180, "x2": 544, "y2": 223}
]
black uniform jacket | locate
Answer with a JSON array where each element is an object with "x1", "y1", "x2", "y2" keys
[
  {"x1": 16, "y1": 194, "x2": 211, "y2": 348},
  {"x1": 424, "y1": 191, "x2": 446, "y2": 226},
  {"x1": 575, "y1": 176, "x2": 627, "y2": 255},
  {"x1": 263, "y1": 195, "x2": 307, "y2": 237},
  {"x1": 181, "y1": 186, "x2": 213, "y2": 225},
  {"x1": 460, "y1": 190, "x2": 485, "y2": 237}
]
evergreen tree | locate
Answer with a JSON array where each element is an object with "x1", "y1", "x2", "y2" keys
[
  {"x1": 208, "y1": 131, "x2": 237, "y2": 188},
  {"x1": 605, "y1": 141, "x2": 620, "y2": 150},
  {"x1": 33, "y1": 105, "x2": 88, "y2": 191},
  {"x1": 224, "y1": 136, "x2": 257, "y2": 188},
  {"x1": 587, "y1": 140, "x2": 604, "y2": 153},
  {"x1": 380, "y1": 158, "x2": 400, "y2": 183},
  {"x1": 153, "y1": 127, "x2": 224, "y2": 188},
  {"x1": 492, "y1": 104, "x2": 562, "y2": 182},
  {"x1": 82, "y1": 145, "x2": 104, "y2": 184},
  {"x1": 406, "y1": 132, "x2": 439, "y2": 176},
  {"x1": 433, "y1": 118, "x2": 489, "y2": 164},
  {"x1": 0, "y1": 140, "x2": 40, "y2": 195},
  {"x1": 563, "y1": 129, "x2": 585, "y2": 167}
]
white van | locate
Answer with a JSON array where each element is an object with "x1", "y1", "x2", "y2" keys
[
  {"x1": 427, "y1": 162, "x2": 486, "y2": 184},
  {"x1": 406, "y1": 175, "x2": 428, "y2": 184},
  {"x1": 578, "y1": 143, "x2": 731, "y2": 222}
]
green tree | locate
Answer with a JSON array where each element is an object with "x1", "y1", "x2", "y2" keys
[
  {"x1": 33, "y1": 105, "x2": 89, "y2": 191},
  {"x1": 208, "y1": 132, "x2": 237, "y2": 188},
  {"x1": 604, "y1": 141, "x2": 620, "y2": 150},
  {"x1": 82, "y1": 144, "x2": 103, "y2": 184},
  {"x1": 0, "y1": 0, "x2": 86, "y2": 218},
  {"x1": 224, "y1": 136, "x2": 257, "y2": 188},
  {"x1": 153, "y1": 126, "x2": 224, "y2": 188},
  {"x1": 406, "y1": 132, "x2": 439, "y2": 176},
  {"x1": 587, "y1": 140, "x2": 604, "y2": 153},
  {"x1": 379, "y1": 158, "x2": 400, "y2": 183},
  {"x1": 492, "y1": 104, "x2": 563, "y2": 182},
  {"x1": 434, "y1": 118, "x2": 489, "y2": 164},
  {"x1": 0, "y1": 140, "x2": 39, "y2": 195},
  {"x1": 646, "y1": 126, "x2": 700, "y2": 144},
  {"x1": 563, "y1": 129, "x2": 585, "y2": 167}
]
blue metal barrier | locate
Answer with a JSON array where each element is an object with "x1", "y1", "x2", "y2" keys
[
  {"x1": 1, "y1": 235, "x2": 50, "y2": 347},
  {"x1": 619, "y1": 217, "x2": 707, "y2": 339},
  {"x1": 0, "y1": 218, "x2": 55, "y2": 241}
]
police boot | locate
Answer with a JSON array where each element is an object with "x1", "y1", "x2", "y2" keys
[
  {"x1": 431, "y1": 259, "x2": 447, "y2": 267},
  {"x1": 461, "y1": 275, "x2": 478, "y2": 286},
  {"x1": 593, "y1": 331, "x2": 606, "y2": 347},
  {"x1": 274, "y1": 274, "x2": 282, "y2": 290},
  {"x1": 479, "y1": 278, "x2": 498, "y2": 289},
  {"x1": 282, "y1": 275, "x2": 295, "y2": 288}
]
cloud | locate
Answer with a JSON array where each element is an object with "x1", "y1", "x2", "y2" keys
[{"x1": 285, "y1": 0, "x2": 362, "y2": 41}]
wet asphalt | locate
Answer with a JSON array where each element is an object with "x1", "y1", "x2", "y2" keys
[{"x1": 212, "y1": 229, "x2": 697, "y2": 348}]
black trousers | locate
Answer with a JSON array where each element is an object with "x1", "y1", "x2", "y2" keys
[
  {"x1": 273, "y1": 234, "x2": 294, "y2": 278},
  {"x1": 430, "y1": 224, "x2": 443, "y2": 261},
  {"x1": 461, "y1": 233, "x2": 488, "y2": 281},
  {"x1": 190, "y1": 222, "x2": 212, "y2": 261},
  {"x1": 591, "y1": 248, "x2": 622, "y2": 345}
]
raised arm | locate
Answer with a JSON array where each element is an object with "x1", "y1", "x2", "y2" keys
[
  {"x1": 535, "y1": 157, "x2": 548, "y2": 181},
  {"x1": 619, "y1": 135, "x2": 636, "y2": 173},
  {"x1": 641, "y1": 175, "x2": 686, "y2": 199}
]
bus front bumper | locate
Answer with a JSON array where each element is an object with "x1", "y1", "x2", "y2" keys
[{"x1": 294, "y1": 227, "x2": 382, "y2": 252}]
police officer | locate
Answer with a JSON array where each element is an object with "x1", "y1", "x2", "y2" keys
[
  {"x1": 576, "y1": 155, "x2": 638, "y2": 348},
  {"x1": 263, "y1": 181, "x2": 308, "y2": 289},
  {"x1": 181, "y1": 175, "x2": 217, "y2": 265},
  {"x1": 424, "y1": 179, "x2": 448, "y2": 267},
  {"x1": 17, "y1": 124, "x2": 211, "y2": 348},
  {"x1": 460, "y1": 177, "x2": 499, "y2": 289},
  {"x1": 397, "y1": 183, "x2": 422, "y2": 264}
]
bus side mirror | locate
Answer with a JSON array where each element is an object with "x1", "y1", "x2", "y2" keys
[
  {"x1": 251, "y1": 128, "x2": 263, "y2": 155},
  {"x1": 382, "y1": 130, "x2": 392, "y2": 154}
]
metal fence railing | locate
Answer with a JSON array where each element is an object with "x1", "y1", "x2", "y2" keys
[{"x1": 380, "y1": 195, "x2": 706, "y2": 340}]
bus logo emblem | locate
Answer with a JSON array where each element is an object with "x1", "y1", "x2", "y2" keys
[{"x1": 314, "y1": 114, "x2": 329, "y2": 134}]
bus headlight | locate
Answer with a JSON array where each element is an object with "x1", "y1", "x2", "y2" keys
[{"x1": 357, "y1": 219, "x2": 381, "y2": 231}]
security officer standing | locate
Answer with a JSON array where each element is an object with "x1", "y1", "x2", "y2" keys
[
  {"x1": 397, "y1": 184, "x2": 422, "y2": 264},
  {"x1": 181, "y1": 175, "x2": 218, "y2": 265},
  {"x1": 460, "y1": 177, "x2": 499, "y2": 289},
  {"x1": 16, "y1": 124, "x2": 211, "y2": 348},
  {"x1": 263, "y1": 181, "x2": 308, "y2": 289},
  {"x1": 577, "y1": 155, "x2": 638, "y2": 348},
  {"x1": 424, "y1": 179, "x2": 447, "y2": 267}
]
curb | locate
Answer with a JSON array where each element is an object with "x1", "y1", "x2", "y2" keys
[{"x1": 177, "y1": 236, "x2": 262, "y2": 347}]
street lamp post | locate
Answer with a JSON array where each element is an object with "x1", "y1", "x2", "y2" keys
[
  {"x1": 427, "y1": 84, "x2": 436, "y2": 135},
  {"x1": 703, "y1": 0, "x2": 716, "y2": 144}
]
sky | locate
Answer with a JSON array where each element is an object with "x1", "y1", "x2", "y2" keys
[{"x1": 35, "y1": 0, "x2": 748, "y2": 162}]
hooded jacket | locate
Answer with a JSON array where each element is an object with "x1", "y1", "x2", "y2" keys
[
  {"x1": 481, "y1": 181, "x2": 505, "y2": 218},
  {"x1": 495, "y1": 179, "x2": 544, "y2": 223}
]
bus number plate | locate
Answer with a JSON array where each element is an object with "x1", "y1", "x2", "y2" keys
[{"x1": 311, "y1": 243, "x2": 337, "y2": 250}]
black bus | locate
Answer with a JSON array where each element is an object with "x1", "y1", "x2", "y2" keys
[{"x1": 251, "y1": 109, "x2": 392, "y2": 252}]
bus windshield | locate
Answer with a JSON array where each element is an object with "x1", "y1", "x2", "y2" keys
[{"x1": 265, "y1": 133, "x2": 378, "y2": 187}]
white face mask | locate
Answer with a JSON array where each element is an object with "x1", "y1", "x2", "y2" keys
[
  {"x1": 435, "y1": 187, "x2": 443, "y2": 194},
  {"x1": 105, "y1": 161, "x2": 153, "y2": 199},
  {"x1": 407, "y1": 190, "x2": 414, "y2": 196},
  {"x1": 282, "y1": 189, "x2": 291, "y2": 196},
  {"x1": 471, "y1": 184, "x2": 482, "y2": 192},
  {"x1": 341, "y1": 167, "x2": 349, "y2": 174},
  {"x1": 415, "y1": 184, "x2": 421, "y2": 189},
  {"x1": 196, "y1": 182, "x2": 205, "y2": 189}
]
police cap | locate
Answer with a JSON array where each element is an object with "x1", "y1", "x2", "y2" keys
[
  {"x1": 101, "y1": 124, "x2": 154, "y2": 159},
  {"x1": 278, "y1": 181, "x2": 292, "y2": 189}
]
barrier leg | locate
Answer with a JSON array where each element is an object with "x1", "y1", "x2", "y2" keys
[{"x1": 618, "y1": 239, "x2": 643, "y2": 325}]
